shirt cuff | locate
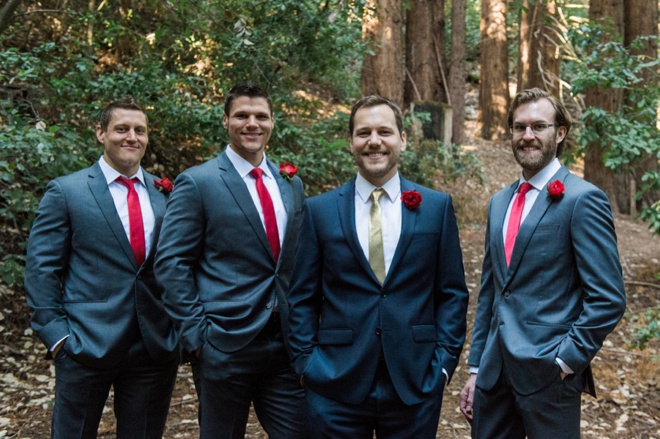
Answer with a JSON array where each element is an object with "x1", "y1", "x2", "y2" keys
[
  {"x1": 556, "y1": 357, "x2": 574, "y2": 374},
  {"x1": 469, "y1": 366, "x2": 479, "y2": 374},
  {"x1": 50, "y1": 335, "x2": 68, "y2": 352}
]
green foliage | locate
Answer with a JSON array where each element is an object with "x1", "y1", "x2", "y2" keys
[
  {"x1": 629, "y1": 308, "x2": 660, "y2": 357},
  {"x1": 566, "y1": 24, "x2": 660, "y2": 237}
]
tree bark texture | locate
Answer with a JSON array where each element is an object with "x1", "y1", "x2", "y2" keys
[
  {"x1": 404, "y1": 0, "x2": 446, "y2": 106},
  {"x1": 517, "y1": 0, "x2": 561, "y2": 95},
  {"x1": 478, "y1": 0, "x2": 509, "y2": 140},
  {"x1": 449, "y1": 0, "x2": 467, "y2": 144},
  {"x1": 584, "y1": 0, "x2": 625, "y2": 212},
  {"x1": 362, "y1": 0, "x2": 405, "y2": 106}
]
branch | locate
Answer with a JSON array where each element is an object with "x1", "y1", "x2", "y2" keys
[{"x1": 0, "y1": 0, "x2": 22, "y2": 35}]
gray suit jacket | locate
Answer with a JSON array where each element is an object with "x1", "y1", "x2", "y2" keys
[
  {"x1": 468, "y1": 166, "x2": 626, "y2": 396},
  {"x1": 154, "y1": 152, "x2": 304, "y2": 357},
  {"x1": 24, "y1": 162, "x2": 178, "y2": 369}
]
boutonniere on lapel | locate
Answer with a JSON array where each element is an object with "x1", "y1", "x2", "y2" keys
[
  {"x1": 401, "y1": 190, "x2": 422, "y2": 210},
  {"x1": 153, "y1": 177, "x2": 174, "y2": 194},
  {"x1": 547, "y1": 180, "x2": 565, "y2": 200},
  {"x1": 279, "y1": 161, "x2": 298, "y2": 181}
]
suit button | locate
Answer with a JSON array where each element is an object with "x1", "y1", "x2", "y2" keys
[
  {"x1": 375, "y1": 328, "x2": 382, "y2": 336},
  {"x1": 381, "y1": 293, "x2": 387, "y2": 298},
  {"x1": 266, "y1": 303, "x2": 272, "y2": 309},
  {"x1": 503, "y1": 290, "x2": 511, "y2": 298}
]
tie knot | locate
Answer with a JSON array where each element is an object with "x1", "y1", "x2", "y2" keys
[
  {"x1": 250, "y1": 168, "x2": 264, "y2": 180},
  {"x1": 518, "y1": 182, "x2": 533, "y2": 196},
  {"x1": 371, "y1": 188, "x2": 385, "y2": 203},
  {"x1": 116, "y1": 176, "x2": 139, "y2": 190}
]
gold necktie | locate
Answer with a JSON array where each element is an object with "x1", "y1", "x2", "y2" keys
[{"x1": 369, "y1": 189, "x2": 386, "y2": 284}]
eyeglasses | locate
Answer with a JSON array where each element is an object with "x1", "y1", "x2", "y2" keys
[{"x1": 510, "y1": 123, "x2": 555, "y2": 135}]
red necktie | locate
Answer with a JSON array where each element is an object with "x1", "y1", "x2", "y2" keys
[
  {"x1": 116, "y1": 177, "x2": 146, "y2": 266},
  {"x1": 249, "y1": 168, "x2": 281, "y2": 262},
  {"x1": 504, "y1": 182, "x2": 533, "y2": 267}
]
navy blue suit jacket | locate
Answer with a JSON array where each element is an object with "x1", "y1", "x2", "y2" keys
[
  {"x1": 24, "y1": 162, "x2": 178, "y2": 368},
  {"x1": 468, "y1": 166, "x2": 626, "y2": 396},
  {"x1": 288, "y1": 176, "x2": 469, "y2": 406},
  {"x1": 154, "y1": 152, "x2": 304, "y2": 357}
]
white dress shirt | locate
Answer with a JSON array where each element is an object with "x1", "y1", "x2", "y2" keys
[
  {"x1": 99, "y1": 156, "x2": 156, "y2": 257},
  {"x1": 225, "y1": 146, "x2": 287, "y2": 245},
  {"x1": 355, "y1": 173, "x2": 402, "y2": 276}
]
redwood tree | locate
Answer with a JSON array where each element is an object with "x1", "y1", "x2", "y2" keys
[
  {"x1": 449, "y1": 0, "x2": 467, "y2": 145},
  {"x1": 517, "y1": 0, "x2": 561, "y2": 95},
  {"x1": 404, "y1": 0, "x2": 446, "y2": 106},
  {"x1": 361, "y1": 0, "x2": 405, "y2": 106},
  {"x1": 478, "y1": 0, "x2": 509, "y2": 140},
  {"x1": 584, "y1": 0, "x2": 625, "y2": 212}
]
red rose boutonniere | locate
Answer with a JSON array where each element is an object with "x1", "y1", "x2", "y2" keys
[
  {"x1": 154, "y1": 177, "x2": 173, "y2": 194},
  {"x1": 401, "y1": 190, "x2": 422, "y2": 210},
  {"x1": 280, "y1": 162, "x2": 298, "y2": 181},
  {"x1": 547, "y1": 180, "x2": 565, "y2": 199}
]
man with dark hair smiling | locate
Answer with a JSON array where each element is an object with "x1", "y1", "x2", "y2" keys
[
  {"x1": 460, "y1": 88, "x2": 626, "y2": 438},
  {"x1": 155, "y1": 82, "x2": 308, "y2": 438}
]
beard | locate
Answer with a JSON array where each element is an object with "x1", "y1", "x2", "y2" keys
[{"x1": 512, "y1": 137, "x2": 557, "y2": 175}]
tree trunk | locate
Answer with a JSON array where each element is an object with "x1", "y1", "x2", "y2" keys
[
  {"x1": 0, "y1": 0, "x2": 22, "y2": 35},
  {"x1": 449, "y1": 0, "x2": 467, "y2": 144},
  {"x1": 517, "y1": 0, "x2": 561, "y2": 95},
  {"x1": 404, "y1": 0, "x2": 446, "y2": 107},
  {"x1": 361, "y1": 0, "x2": 405, "y2": 106},
  {"x1": 584, "y1": 0, "x2": 625, "y2": 212},
  {"x1": 624, "y1": 0, "x2": 659, "y2": 211},
  {"x1": 478, "y1": 0, "x2": 509, "y2": 140}
]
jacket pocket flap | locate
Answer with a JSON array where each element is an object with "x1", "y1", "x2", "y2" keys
[
  {"x1": 318, "y1": 328, "x2": 353, "y2": 345},
  {"x1": 412, "y1": 325, "x2": 437, "y2": 342}
]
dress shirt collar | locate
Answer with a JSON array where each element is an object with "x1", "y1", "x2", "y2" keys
[
  {"x1": 99, "y1": 156, "x2": 145, "y2": 185},
  {"x1": 355, "y1": 172, "x2": 401, "y2": 204},
  {"x1": 516, "y1": 157, "x2": 561, "y2": 191},
  {"x1": 225, "y1": 145, "x2": 275, "y2": 180}
]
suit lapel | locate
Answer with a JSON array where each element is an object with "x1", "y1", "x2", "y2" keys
[
  {"x1": 506, "y1": 167, "x2": 570, "y2": 273},
  {"x1": 87, "y1": 163, "x2": 137, "y2": 269},
  {"x1": 269, "y1": 160, "x2": 294, "y2": 268},
  {"x1": 144, "y1": 170, "x2": 166, "y2": 264},
  {"x1": 493, "y1": 182, "x2": 518, "y2": 273},
  {"x1": 337, "y1": 179, "x2": 379, "y2": 283},
  {"x1": 386, "y1": 177, "x2": 416, "y2": 283},
  {"x1": 218, "y1": 153, "x2": 274, "y2": 261}
]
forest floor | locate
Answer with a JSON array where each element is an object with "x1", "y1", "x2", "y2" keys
[{"x1": 1, "y1": 121, "x2": 659, "y2": 438}]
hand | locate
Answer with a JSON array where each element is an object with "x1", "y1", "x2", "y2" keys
[
  {"x1": 195, "y1": 346, "x2": 202, "y2": 359},
  {"x1": 459, "y1": 373, "x2": 477, "y2": 422},
  {"x1": 560, "y1": 371, "x2": 568, "y2": 380}
]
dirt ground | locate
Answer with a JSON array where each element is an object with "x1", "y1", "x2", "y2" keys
[{"x1": 1, "y1": 124, "x2": 659, "y2": 438}]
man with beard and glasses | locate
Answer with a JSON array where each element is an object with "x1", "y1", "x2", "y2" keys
[{"x1": 459, "y1": 88, "x2": 626, "y2": 439}]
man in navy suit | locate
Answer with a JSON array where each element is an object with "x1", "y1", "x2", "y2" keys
[
  {"x1": 287, "y1": 95, "x2": 469, "y2": 438},
  {"x1": 459, "y1": 88, "x2": 626, "y2": 438},
  {"x1": 24, "y1": 96, "x2": 178, "y2": 438},
  {"x1": 154, "y1": 82, "x2": 308, "y2": 438}
]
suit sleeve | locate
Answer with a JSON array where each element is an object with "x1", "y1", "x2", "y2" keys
[
  {"x1": 467, "y1": 199, "x2": 495, "y2": 368},
  {"x1": 433, "y1": 195, "x2": 470, "y2": 381},
  {"x1": 287, "y1": 200, "x2": 324, "y2": 376},
  {"x1": 154, "y1": 172, "x2": 208, "y2": 354},
  {"x1": 24, "y1": 180, "x2": 72, "y2": 351},
  {"x1": 557, "y1": 189, "x2": 626, "y2": 373}
]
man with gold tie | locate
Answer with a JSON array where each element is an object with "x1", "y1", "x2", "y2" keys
[{"x1": 287, "y1": 95, "x2": 470, "y2": 438}]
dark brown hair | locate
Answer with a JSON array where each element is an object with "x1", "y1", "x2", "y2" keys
[
  {"x1": 98, "y1": 95, "x2": 147, "y2": 132},
  {"x1": 349, "y1": 95, "x2": 404, "y2": 137}
]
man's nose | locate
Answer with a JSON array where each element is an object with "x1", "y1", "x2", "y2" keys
[{"x1": 368, "y1": 131, "x2": 381, "y2": 146}]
